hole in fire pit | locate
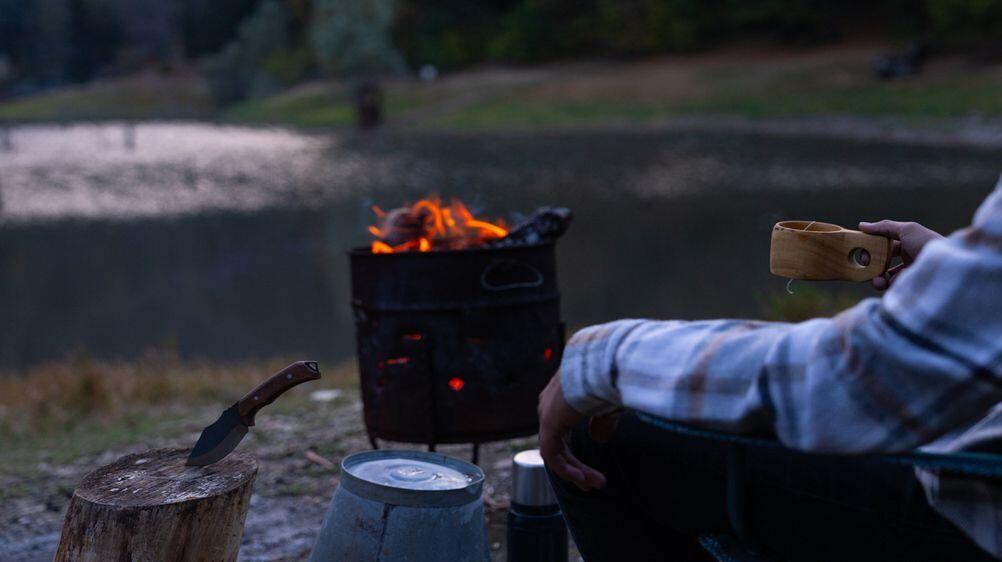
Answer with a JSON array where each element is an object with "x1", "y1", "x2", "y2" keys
[{"x1": 480, "y1": 259, "x2": 544, "y2": 291}]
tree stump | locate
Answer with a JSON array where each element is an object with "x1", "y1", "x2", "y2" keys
[{"x1": 55, "y1": 447, "x2": 257, "y2": 562}]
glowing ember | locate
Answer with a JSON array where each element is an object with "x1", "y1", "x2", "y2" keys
[
  {"x1": 448, "y1": 377, "x2": 465, "y2": 392},
  {"x1": 368, "y1": 196, "x2": 508, "y2": 253}
]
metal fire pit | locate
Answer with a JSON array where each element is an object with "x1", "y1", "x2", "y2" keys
[{"x1": 349, "y1": 242, "x2": 563, "y2": 461}]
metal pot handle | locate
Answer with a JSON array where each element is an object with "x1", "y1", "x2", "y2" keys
[{"x1": 480, "y1": 259, "x2": 544, "y2": 291}]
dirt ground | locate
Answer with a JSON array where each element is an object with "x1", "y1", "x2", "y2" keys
[{"x1": 0, "y1": 388, "x2": 581, "y2": 561}]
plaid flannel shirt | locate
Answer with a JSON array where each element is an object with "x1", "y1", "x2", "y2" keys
[{"x1": 560, "y1": 175, "x2": 1002, "y2": 556}]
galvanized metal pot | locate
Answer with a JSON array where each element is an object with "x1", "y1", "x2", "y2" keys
[{"x1": 309, "y1": 450, "x2": 489, "y2": 562}]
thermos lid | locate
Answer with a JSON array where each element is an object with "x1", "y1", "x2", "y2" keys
[
  {"x1": 340, "y1": 450, "x2": 484, "y2": 508},
  {"x1": 511, "y1": 449, "x2": 557, "y2": 507}
]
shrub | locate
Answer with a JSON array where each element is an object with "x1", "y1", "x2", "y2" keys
[
  {"x1": 928, "y1": 0, "x2": 1002, "y2": 45},
  {"x1": 489, "y1": 0, "x2": 597, "y2": 63}
]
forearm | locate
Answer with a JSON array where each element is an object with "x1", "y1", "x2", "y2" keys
[
  {"x1": 560, "y1": 300, "x2": 1002, "y2": 454},
  {"x1": 560, "y1": 317, "x2": 790, "y2": 434}
]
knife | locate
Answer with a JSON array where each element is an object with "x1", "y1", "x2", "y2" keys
[{"x1": 186, "y1": 361, "x2": 322, "y2": 466}]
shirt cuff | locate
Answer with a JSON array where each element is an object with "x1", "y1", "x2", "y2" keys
[{"x1": 560, "y1": 320, "x2": 645, "y2": 416}]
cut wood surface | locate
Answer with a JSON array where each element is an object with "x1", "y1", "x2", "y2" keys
[
  {"x1": 55, "y1": 447, "x2": 257, "y2": 562},
  {"x1": 770, "y1": 220, "x2": 892, "y2": 282}
]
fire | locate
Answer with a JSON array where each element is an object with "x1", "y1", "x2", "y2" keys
[{"x1": 368, "y1": 196, "x2": 508, "y2": 253}]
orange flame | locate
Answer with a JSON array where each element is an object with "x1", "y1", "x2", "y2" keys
[{"x1": 368, "y1": 196, "x2": 508, "y2": 253}]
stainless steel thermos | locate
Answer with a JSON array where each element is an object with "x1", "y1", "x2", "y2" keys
[{"x1": 507, "y1": 449, "x2": 568, "y2": 562}]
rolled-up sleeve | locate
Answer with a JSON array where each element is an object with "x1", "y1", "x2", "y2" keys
[{"x1": 561, "y1": 177, "x2": 1002, "y2": 454}]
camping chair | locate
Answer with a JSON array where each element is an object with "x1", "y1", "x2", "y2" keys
[{"x1": 636, "y1": 412, "x2": 1002, "y2": 562}]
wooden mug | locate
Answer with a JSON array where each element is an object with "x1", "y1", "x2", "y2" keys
[{"x1": 770, "y1": 221, "x2": 892, "y2": 282}]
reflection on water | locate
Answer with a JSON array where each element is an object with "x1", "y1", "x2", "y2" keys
[
  {"x1": 1, "y1": 123, "x2": 341, "y2": 220},
  {"x1": 0, "y1": 123, "x2": 998, "y2": 366}
]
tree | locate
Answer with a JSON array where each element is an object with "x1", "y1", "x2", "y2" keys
[
  {"x1": 202, "y1": 0, "x2": 293, "y2": 104},
  {"x1": 311, "y1": 0, "x2": 403, "y2": 78},
  {"x1": 311, "y1": 0, "x2": 404, "y2": 128}
]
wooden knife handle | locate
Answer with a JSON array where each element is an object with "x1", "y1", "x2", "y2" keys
[
  {"x1": 237, "y1": 361, "x2": 321, "y2": 426},
  {"x1": 770, "y1": 221, "x2": 893, "y2": 282}
]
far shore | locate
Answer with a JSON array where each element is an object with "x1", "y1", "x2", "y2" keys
[{"x1": 2, "y1": 43, "x2": 1001, "y2": 136}]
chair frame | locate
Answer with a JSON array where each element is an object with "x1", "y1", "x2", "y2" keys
[{"x1": 636, "y1": 412, "x2": 1002, "y2": 561}]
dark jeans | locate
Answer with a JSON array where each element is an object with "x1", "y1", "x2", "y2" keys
[{"x1": 547, "y1": 414, "x2": 998, "y2": 562}]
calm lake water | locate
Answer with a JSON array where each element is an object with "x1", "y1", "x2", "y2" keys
[{"x1": 1, "y1": 123, "x2": 999, "y2": 367}]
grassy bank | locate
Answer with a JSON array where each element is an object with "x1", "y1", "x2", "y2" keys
[
  {"x1": 3, "y1": 45, "x2": 1001, "y2": 129},
  {"x1": 226, "y1": 45, "x2": 1002, "y2": 129},
  {"x1": 0, "y1": 353, "x2": 357, "y2": 470},
  {"x1": 222, "y1": 81, "x2": 432, "y2": 127},
  {"x1": 0, "y1": 71, "x2": 213, "y2": 122}
]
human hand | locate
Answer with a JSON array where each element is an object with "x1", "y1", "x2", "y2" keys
[
  {"x1": 859, "y1": 220, "x2": 944, "y2": 290},
  {"x1": 537, "y1": 372, "x2": 608, "y2": 491}
]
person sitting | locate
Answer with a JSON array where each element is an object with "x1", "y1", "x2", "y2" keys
[{"x1": 538, "y1": 175, "x2": 1002, "y2": 561}]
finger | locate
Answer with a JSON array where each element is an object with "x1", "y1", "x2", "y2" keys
[
  {"x1": 563, "y1": 451, "x2": 607, "y2": 489},
  {"x1": 549, "y1": 451, "x2": 591, "y2": 490},
  {"x1": 539, "y1": 429, "x2": 589, "y2": 489},
  {"x1": 859, "y1": 220, "x2": 906, "y2": 240},
  {"x1": 873, "y1": 263, "x2": 906, "y2": 290},
  {"x1": 885, "y1": 263, "x2": 905, "y2": 284},
  {"x1": 889, "y1": 241, "x2": 905, "y2": 262},
  {"x1": 547, "y1": 442, "x2": 597, "y2": 490},
  {"x1": 540, "y1": 428, "x2": 607, "y2": 491}
]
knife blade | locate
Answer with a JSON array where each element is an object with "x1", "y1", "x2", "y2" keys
[{"x1": 186, "y1": 360, "x2": 322, "y2": 466}]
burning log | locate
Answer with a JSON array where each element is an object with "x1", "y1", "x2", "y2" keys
[
  {"x1": 55, "y1": 448, "x2": 257, "y2": 562},
  {"x1": 372, "y1": 207, "x2": 427, "y2": 247},
  {"x1": 368, "y1": 196, "x2": 509, "y2": 253},
  {"x1": 367, "y1": 197, "x2": 571, "y2": 254},
  {"x1": 489, "y1": 207, "x2": 572, "y2": 248}
]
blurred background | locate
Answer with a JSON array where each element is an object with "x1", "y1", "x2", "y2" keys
[{"x1": 1, "y1": 1, "x2": 1001, "y2": 560}]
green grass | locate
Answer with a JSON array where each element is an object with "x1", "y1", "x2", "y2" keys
[
  {"x1": 359, "y1": 78, "x2": 1002, "y2": 128},
  {"x1": 680, "y1": 79, "x2": 1002, "y2": 118},
  {"x1": 4, "y1": 50, "x2": 1002, "y2": 129},
  {"x1": 0, "y1": 409, "x2": 191, "y2": 471},
  {"x1": 224, "y1": 85, "x2": 428, "y2": 127},
  {"x1": 224, "y1": 89, "x2": 355, "y2": 127},
  {"x1": 434, "y1": 78, "x2": 1002, "y2": 129},
  {"x1": 0, "y1": 354, "x2": 358, "y2": 471},
  {"x1": 0, "y1": 74, "x2": 212, "y2": 122},
  {"x1": 432, "y1": 97, "x2": 678, "y2": 129}
]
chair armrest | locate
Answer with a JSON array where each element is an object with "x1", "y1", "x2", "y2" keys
[{"x1": 635, "y1": 412, "x2": 1002, "y2": 478}]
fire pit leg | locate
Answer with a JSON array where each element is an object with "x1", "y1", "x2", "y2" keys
[
  {"x1": 427, "y1": 443, "x2": 437, "y2": 452},
  {"x1": 471, "y1": 443, "x2": 480, "y2": 465},
  {"x1": 368, "y1": 435, "x2": 379, "y2": 450}
]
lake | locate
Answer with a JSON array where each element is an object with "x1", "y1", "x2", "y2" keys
[{"x1": 1, "y1": 123, "x2": 999, "y2": 367}]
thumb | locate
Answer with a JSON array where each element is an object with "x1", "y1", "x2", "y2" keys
[{"x1": 859, "y1": 220, "x2": 906, "y2": 240}]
